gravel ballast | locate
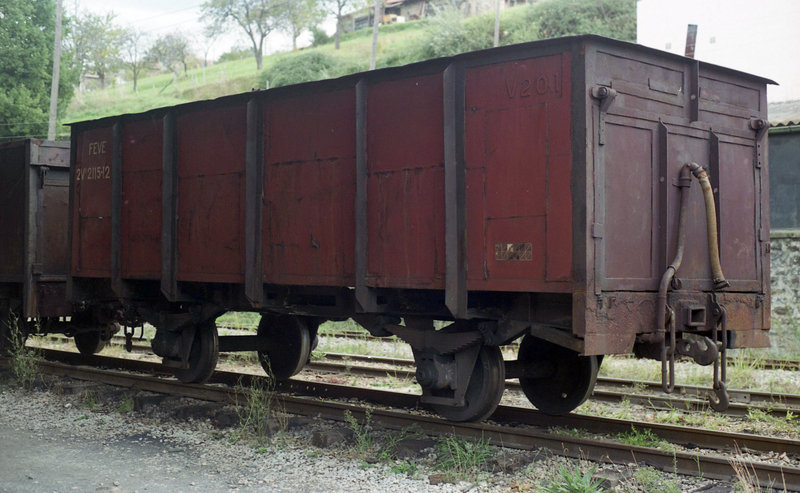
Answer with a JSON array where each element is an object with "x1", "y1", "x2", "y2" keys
[{"x1": 0, "y1": 368, "x2": 736, "y2": 492}]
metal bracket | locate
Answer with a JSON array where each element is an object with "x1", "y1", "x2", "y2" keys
[
  {"x1": 750, "y1": 118, "x2": 769, "y2": 169},
  {"x1": 124, "y1": 325, "x2": 134, "y2": 352},
  {"x1": 708, "y1": 294, "x2": 730, "y2": 411},
  {"x1": 591, "y1": 85, "x2": 617, "y2": 145},
  {"x1": 415, "y1": 345, "x2": 480, "y2": 407},
  {"x1": 384, "y1": 323, "x2": 482, "y2": 355}
]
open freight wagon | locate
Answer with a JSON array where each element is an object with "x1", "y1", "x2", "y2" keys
[
  {"x1": 69, "y1": 35, "x2": 771, "y2": 421},
  {"x1": 0, "y1": 140, "x2": 116, "y2": 355}
]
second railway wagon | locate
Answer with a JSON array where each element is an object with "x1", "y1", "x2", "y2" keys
[
  {"x1": 69, "y1": 35, "x2": 771, "y2": 421},
  {"x1": 0, "y1": 139, "x2": 116, "y2": 355}
]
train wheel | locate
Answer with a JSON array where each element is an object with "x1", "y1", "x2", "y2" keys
[
  {"x1": 518, "y1": 335, "x2": 598, "y2": 415},
  {"x1": 174, "y1": 322, "x2": 219, "y2": 384},
  {"x1": 74, "y1": 331, "x2": 108, "y2": 355},
  {"x1": 257, "y1": 314, "x2": 312, "y2": 380},
  {"x1": 431, "y1": 345, "x2": 505, "y2": 422}
]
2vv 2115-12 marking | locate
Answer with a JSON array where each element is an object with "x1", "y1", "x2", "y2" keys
[{"x1": 75, "y1": 165, "x2": 110, "y2": 181}]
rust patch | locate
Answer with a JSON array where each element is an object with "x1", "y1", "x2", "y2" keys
[{"x1": 494, "y1": 243, "x2": 533, "y2": 261}]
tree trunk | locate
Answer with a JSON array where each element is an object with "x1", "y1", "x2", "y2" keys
[
  {"x1": 335, "y1": 16, "x2": 342, "y2": 49},
  {"x1": 99, "y1": 72, "x2": 105, "y2": 89},
  {"x1": 133, "y1": 71, "x2": 138, "y2": 93}
]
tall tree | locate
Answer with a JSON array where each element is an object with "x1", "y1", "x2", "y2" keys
[
  {"x1": 280, "y1": 0, "x2": 325, "y2": 51},
  {"x1": 325, "y1": 0, "x2": 361, "y2": 50},
  {"x1": 71, "y1": 11, "x2": 124, "y2": 89},
  {"x1": 202, "y1": 0, "x2": 283, "y2": 70},
  {"x1": 0, "y1": 0, "x2": 76, "y2": 141},
  {"x1": 147, "y1": 33, "x2": 192, "y2": 80},
  {"x1": 121, "y1": 27, "x2": 150, "y2": 93}
]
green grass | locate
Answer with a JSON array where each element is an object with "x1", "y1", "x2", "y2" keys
[
  {"x1": 746, "y1": 408, "x2": 799, "y2": 435},
  {"x1": 434, "y1": 434, "x2": 495, "y2": 481},
  {"x1": 234, "y1": 374, "x2": 283, "y2": 445},
  {"x1": 5, "y1": 313, "x2": 40, "y2": 390},
  {"x1": 344, "y1": 409, "x2": 375, "y2": 457},
  {"x1": 633, "y1": 466, "x2": 680, "y2": 493},
  {"x1": 615, "y1": 426, "x2": 674, "y2": 452},
  {"x1": 60, "y1": 17, "x2": 431, "y2": 130},
  {"x1": 541, "y1": 465, "x2": 605, "y2": 493},
  {"x1": 115, "y1": 394, "x2": 135, "y2": 413},
  {"x1": 82, "y1": 390, "x2": 98, "y2": 410}
]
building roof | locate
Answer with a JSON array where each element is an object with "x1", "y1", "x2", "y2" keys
[{"x1": 769, "y1": 100, "x2": 800, "y2": 127}]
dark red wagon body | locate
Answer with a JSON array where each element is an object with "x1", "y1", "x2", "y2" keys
[
  {"x1": 0, "y1": 140, "x2": 71, "y2": 320},
  {"x1": 69, "y1": 35, "x2": 772, "y2": 420},
  {"x1": 0, "y1": 140, "x2": 116, "y2": 355}
]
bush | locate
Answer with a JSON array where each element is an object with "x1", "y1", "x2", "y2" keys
[
  {"x1": 416, "y1": 7, "x2": 494, "y2": 59},
  {"x1": 415, "y1": 0, "x2": 635, "y2": 60},
  {"x1": 217, "y1": 46, "x2": 252, "y2": 64},
  {"x1": 527, "y1": 0, "x2": 636, "y2": 41},
  {"x1": 264, "y1": 52, "x2": 348, "y2": 88},
  {"x1": 310, "y1": 27, "x2": 333, "y2": 47}
]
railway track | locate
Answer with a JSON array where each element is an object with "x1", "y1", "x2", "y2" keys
[
  {"x1": 279, "y1": 327, "x2": 800, "y2": 372},
  {"x1": 34, "y1": 335, "x2": 800, "y2": 418},
  {"x1": 5, "y1": 348, "x2": 800, "y2": 490},
  {"x1": 306, "y1": 355, "x2": 800, "y2": 418}
]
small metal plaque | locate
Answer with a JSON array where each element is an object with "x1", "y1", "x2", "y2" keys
[{"x1": 494, "y1": 243, "x2": 532, "y2": 261}]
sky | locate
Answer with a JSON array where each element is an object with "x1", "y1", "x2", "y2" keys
[
  {"x1": 71, "y1": 0, "x2": 329, "y2": 61},
  {"x1": 637, "y1": 0, "x2": 800, "y2": 102}
]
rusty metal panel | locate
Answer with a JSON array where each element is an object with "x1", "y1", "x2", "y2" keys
[
  {"x1": 120, "y1": 117, "x2": 163, "y2": 279},
  {"x1": 64, "y1": 35, "x2": 771, "y2": 356},
  {"x1": 38, "y1": 167, "x2": 70, "y2": 276},
  {"x1": 0, "y1": 140, "x2": 70, "y2": 317},
  {"x1": 176, "y1": 104, "x2": 247, "y2": 283},
  {"x1": 601, "y1": 121, "x2": 657, "y2": 286},
  {"x1": 581, "y1": 38, "x2": 770, "y2": 353},
  {"x1": 263, "y1": 87, "x2": 356, "y2": 287},
  {"x1": 365, "y1": 73, "x2": 445, "y2": 289},
  {"x1": 718, "y1": 140, "x2": 759, "y2": 282},
  {"x1": 464, "y1": 53, "x2": 573, "y2": 293},
  {"x1": 72, "y1": 128, "x2": 113, "y2": 278},
  {"x1": 33, "y1": 155, "x2": 71, "y2": 317},
  {"x1": 0, "y1": 143, "x2": 26, "y2": 283}
]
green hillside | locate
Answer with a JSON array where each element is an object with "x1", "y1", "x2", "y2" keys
[
  {"x1": 62, "y1": 20, "x2": 426, "y2": 126},
  {"x1": 62, "y1": 0, "x2": 635, "y2": 129}
]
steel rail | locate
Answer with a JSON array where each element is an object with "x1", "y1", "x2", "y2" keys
[
  {"x1": 10, "y1": 347, "x2": 800, "y2": 490},
  {"x1": 31, "y1": 338, "x2": 800, "y2": 417},
  {"x1": 304, "y1": 359, "x2": 800, "y2": 417}
]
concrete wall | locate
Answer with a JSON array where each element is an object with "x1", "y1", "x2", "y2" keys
[{"x1": 770, "y1": 231, "x2": 800, "y2": 354}]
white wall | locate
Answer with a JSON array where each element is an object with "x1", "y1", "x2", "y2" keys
[{"x1": 637, "y1": 0, "x2": 800, "y2": 102}]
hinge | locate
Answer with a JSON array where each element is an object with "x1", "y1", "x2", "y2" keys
[
  {"x1": 591, "y1": 85, "x2": 617, "y2": 146},
  {"x1": 592, "y1": 222, "x2": 604, "y2": 238},
  {"x1": 38, "y1": 166, "x2": 49, "y2": 187},
  {"x1": 750, "y1": 118, "x2": 769, "y2": 169}
]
